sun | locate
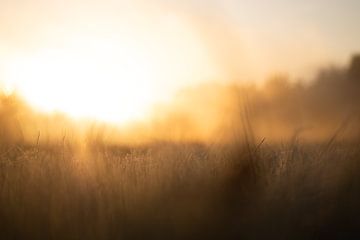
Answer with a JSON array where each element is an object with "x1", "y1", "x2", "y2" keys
[
  {"x1": 2, "y1": 14, "x2": 221, "y2": 124},
  {"x1": 4, "y1": 36, "x2": 160, "y2": 124}
]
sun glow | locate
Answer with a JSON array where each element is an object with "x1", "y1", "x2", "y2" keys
[
  {"x1": 1, "y1": 10, "x2": 221, "y2": 124},
  {"x1": 4, "y1": 36, "x2": 164, "y2": 123}
]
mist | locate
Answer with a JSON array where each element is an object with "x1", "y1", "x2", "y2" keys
[{"x1": 0, "y1": 54, "x2": 359, "y2": 146}]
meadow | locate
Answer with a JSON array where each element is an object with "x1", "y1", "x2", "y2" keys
[
  {"x1": 1, "y1": 134, "x2": 360, "y2": 239},
  {"x1": 0, "y1": 55, "x2": 360, "y2": 239}
]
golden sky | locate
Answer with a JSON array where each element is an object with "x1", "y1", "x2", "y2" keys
[{"x1": 0, "y1": 0, "x2": 359, "y2": 123}]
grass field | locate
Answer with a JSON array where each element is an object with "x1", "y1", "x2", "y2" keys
[{"x1": 1, "y1": 136, "x2": 360, "y2": 239}]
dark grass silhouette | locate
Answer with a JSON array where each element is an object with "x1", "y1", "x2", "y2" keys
[{"x1": 1, "y1": 136, "x2": 360, "y2": 239}]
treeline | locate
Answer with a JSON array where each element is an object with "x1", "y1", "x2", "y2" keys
[
  {"x1": 0, "y1": 55, "x2": 360, "y2": 145},
  {"x1": 159, "y1": 54, "x2": 360, "y2": 142}
]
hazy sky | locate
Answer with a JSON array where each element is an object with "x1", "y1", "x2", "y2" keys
[
  {"x1": 1, "y1": 0, "x2": 360, "y2": 80},
  {"x1": 166, "y1": 0, "x2": 360, "y2": 79},
  {"x1": 0, "y1": 0, "x2": 359, "y2": 121}
]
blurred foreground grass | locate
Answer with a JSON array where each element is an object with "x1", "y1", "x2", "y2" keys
[{"x1": 1, "y1": 138, "x2": 360, "y2": 239}]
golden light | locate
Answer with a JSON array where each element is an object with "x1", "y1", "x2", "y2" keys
[
  {"x1": 1, "y1": 11, "x2": 222, "y2": 125},
  {"x1": 5, "y1": 36, "x2": 160, "y2": 123},
  {"x1": 3, "y1": 36, "x2": 167, "y2": 123},
  {"x1": 5, "y1": 30, "x2": 212, "y2": 123}
]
